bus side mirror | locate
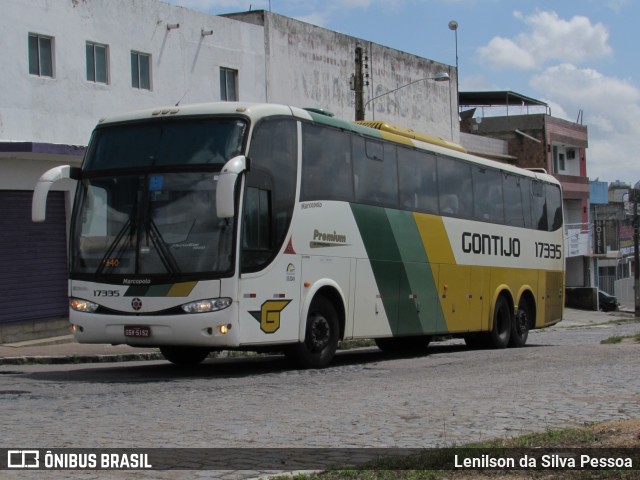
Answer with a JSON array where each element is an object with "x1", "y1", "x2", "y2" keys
[
  {"x1": 216, "y1": 155, "x2": 247, "y2": 219},
  {"x1": 32, "y1": 165, "x2": 80, "y2": 222}
]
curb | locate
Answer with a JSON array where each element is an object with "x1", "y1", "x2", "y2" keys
[{"x1": 0, "y1": 352, "x2": 164, "y2": 366}]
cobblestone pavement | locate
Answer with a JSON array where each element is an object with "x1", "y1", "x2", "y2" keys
[{"x1": 1, "y1": 311, "x2": 639, "y2": 479}]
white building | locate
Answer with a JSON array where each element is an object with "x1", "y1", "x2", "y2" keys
[{"x1": 0, "y1": 0, "x2": 458, "y2": 332}]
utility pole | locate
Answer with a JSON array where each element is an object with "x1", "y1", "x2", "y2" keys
[
  {"x1": 354, "y1": 44, "x2": 365, "y2": 121},
  {"x1": 634, "y1": 187, "x2": 640, "y2": 317}
]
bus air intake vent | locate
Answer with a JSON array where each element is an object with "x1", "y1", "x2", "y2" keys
[{"x1": 356, "y1": 120, "x2": 467, "y2": 153}]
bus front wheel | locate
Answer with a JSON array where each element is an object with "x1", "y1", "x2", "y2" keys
[
  {"x1": 286, "y1": 296, "x2": 339, "y2": 369},
  {"x1": 160, "y1": 346, "x2": 210, "y2": 366}
]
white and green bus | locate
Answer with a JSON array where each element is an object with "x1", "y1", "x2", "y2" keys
[{"x1": 32, "y1": 102, "x2": 564, "y2": 367}]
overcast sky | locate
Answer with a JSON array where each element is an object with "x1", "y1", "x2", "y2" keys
[{"x1": 165, "y1": 0, "x2": 640, "y2": 185}]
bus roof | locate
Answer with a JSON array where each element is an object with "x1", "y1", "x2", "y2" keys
[{"x1": 96, "y1": 101, "x2": 560, "y2": 187}]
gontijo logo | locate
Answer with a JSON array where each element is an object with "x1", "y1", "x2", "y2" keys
[{"x1": 249, "y1": 300, "x2": 291, "y2": 334}]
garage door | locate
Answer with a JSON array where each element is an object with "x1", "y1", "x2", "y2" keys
[{"x1": 0, "y1": 190, "x2": 68, "y2": 324}]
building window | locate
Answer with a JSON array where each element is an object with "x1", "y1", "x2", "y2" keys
[
  {"x1": 28, "y1": 33, "x2": 54, "y2": 77},
  {"x1": 131, "y1": 51, "x2": 151, "y2": 90},
  {"x1": 220, "y1": 67, "x2": 238, "y2": 101},
  {"x1": 86, "y1": 42, "x2": 108, "y2": 84}
]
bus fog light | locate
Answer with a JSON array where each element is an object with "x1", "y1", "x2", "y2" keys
[
  {"x1": 218, "y1": 324, "x2": 232, "y2": 334},
  {"x1": 181, "y1": 297, "x2": 232, "y2": 314},
  {"x1": 70, "y1": 298, "x2": 99, "y2": 313}
]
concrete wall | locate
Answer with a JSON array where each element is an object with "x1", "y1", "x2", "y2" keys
[
  {"x1": 459, "y1": 132, "x2": 511, "y2": 159},
  {"x1": 229, "y1": 11, "x2": 458, "y2": 142}
]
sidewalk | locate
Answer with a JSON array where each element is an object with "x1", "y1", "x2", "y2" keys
[
  {"x1": 0, "y1": 308, "x2": 635, "y2": 366},
  {"x1": 0, "y1": 335, "x2": 162, "y2": 365}
]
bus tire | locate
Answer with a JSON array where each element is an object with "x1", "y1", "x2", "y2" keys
[
  {"x1": 160, "y1": 346, "x2": 210, "y2": 366},
  {"x1": 287, "y1": 296, "x2": 339, "y2": 369},
  {"x1": 509, "y1": 300, "x2": 530, "y2": 347},
  {"x1": 489, "y1": 295, "x2": 512, "y2": 349}
]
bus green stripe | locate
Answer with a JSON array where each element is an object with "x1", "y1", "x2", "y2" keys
[
  {"x1": 351, "y1": 204, "x2": 443, "y2": 335},
  {"x1": 386, "y1": 210, "x2": 443, "y2": 334}
]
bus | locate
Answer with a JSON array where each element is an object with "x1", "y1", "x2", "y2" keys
[{"x1": 32, "y1": 102, "x2": 564, "y2": 368}]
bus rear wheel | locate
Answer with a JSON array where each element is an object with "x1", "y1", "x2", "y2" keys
[
  {"x1": 286, "y1": 296, "x2": 339, "y2": 369},
  {"x1": 509, "y1": 300, "x2": 531, "y2": 347},
  {"x1": 489, "y1": 295, "x2": 512, "y2": 349},
  {"x1": 464, "y1": 296, "x2": 512, "y2": 349},
  {"x1": 160, "y1": 346, "x2": 210, "y2": 366}
]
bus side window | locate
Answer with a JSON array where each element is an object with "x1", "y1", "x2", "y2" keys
[
  {"x1": 472, "y1": 166, "x2": 503, "y2": 223},
  {"x1": 398, "y1": 148, "x2": 438, "y2": 213},
  {"x1": 503, "y1": 173, "x2": 525, "y2": 227},
  {"x1": 301, "y1": 124, "x2": 353, "y2": 201},
  {"x1": 241, "y1": 186, "x2": 271, "y2": 270},
  {"x1": 353, "y1": 137, "x2": 398, "y2": 207},
  {"x1": 546, "y1": 184, "x2": 563, "y2": 231},
  {"x1": 531, "y1": 180, "x2": 548, "y2": 231},
  {"x1": 437, "y1": 156, "x2": 472, "y2": 218}
]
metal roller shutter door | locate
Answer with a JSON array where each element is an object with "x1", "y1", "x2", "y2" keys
[{"x1": 0, "y1": 190, "x2": 68, "y2": 324}]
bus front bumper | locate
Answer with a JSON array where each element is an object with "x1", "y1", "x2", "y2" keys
[{"x1": 70, "y1": 306, "x2": 240, "y2": 348}]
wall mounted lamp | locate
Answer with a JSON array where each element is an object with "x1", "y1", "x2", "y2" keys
[
  {"x1": 201, "y1": 29, "x2": 214, "y2": 36},
  {"x1": 166, "y1": 23, "x2": 180, "y2": 30}
]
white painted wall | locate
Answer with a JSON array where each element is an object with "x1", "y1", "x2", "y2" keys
[{"x1": 1, "y1": 0, "x2": 266, "y2": 147}]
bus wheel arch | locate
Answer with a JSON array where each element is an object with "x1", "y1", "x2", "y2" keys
[
  {"x1": 300, "y1": 283, "x2": 347, "y2": 341},
  {"x1": 288, "y1": 285, "x2": 345, "y2": 368}
]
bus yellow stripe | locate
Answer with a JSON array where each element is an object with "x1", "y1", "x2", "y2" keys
[
  {"x1": 167, "y1": 281, "x2": 198, "y2": 297},
  {"x1": 413, "y1": 213, "x2": 456, "y2": 265}
]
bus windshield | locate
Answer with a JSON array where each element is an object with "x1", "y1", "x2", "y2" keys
[
  {"x1": 71, "y1": 172, "x2": 234, "y2": 277},
  {"x1": 70, "y1": 117, "x2": 249, "y2": 278},
  {"x1": 84, "y1": 118, "x2": 247, "y2": 170}
]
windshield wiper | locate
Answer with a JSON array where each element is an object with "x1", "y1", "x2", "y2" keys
[
  {"x1": 96, "y1": 218, "x2": 132, "y2": 275},
  {"x1": 147, "y1": 218, "x2": 181, "y2": 275}
]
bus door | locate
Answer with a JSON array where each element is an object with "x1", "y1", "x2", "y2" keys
[{"x1": 237, "y1": 170, "x2": 300, "y2": 344}]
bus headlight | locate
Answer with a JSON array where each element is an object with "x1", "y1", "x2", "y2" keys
[
  {"x1": 181, "y1": 298, "x2": 232, "y2": 314},
  {"x1": 70, "y1": 298, "x2": 99, "y2": 313}
]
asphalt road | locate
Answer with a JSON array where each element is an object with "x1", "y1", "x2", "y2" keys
[{"x1": 1, "y1": 311, "x2": 639, "y2": 479}]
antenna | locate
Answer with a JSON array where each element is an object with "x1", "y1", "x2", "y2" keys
[{"x1": 175, "y1": 90, "x2": 188, "y2": 106}]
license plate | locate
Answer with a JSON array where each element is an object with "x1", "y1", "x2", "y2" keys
[{"x1": 124, "y1": 325, "x2": 151, "y2": 337}]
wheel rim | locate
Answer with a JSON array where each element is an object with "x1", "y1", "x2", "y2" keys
[
  {"x1": 308, "y1": 313, "x2": 330, "y2": 352},
  {"x1": 515, "y1": 309, "x2": 528, "y2": 336}
]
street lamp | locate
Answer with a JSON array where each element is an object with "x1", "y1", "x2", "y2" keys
[
  {"x1": 448, "y1": 20, "x2": 459, "y2": 74},
  {"x1": 363, "y1": 72, "x2": 450, "y2": 113}
]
